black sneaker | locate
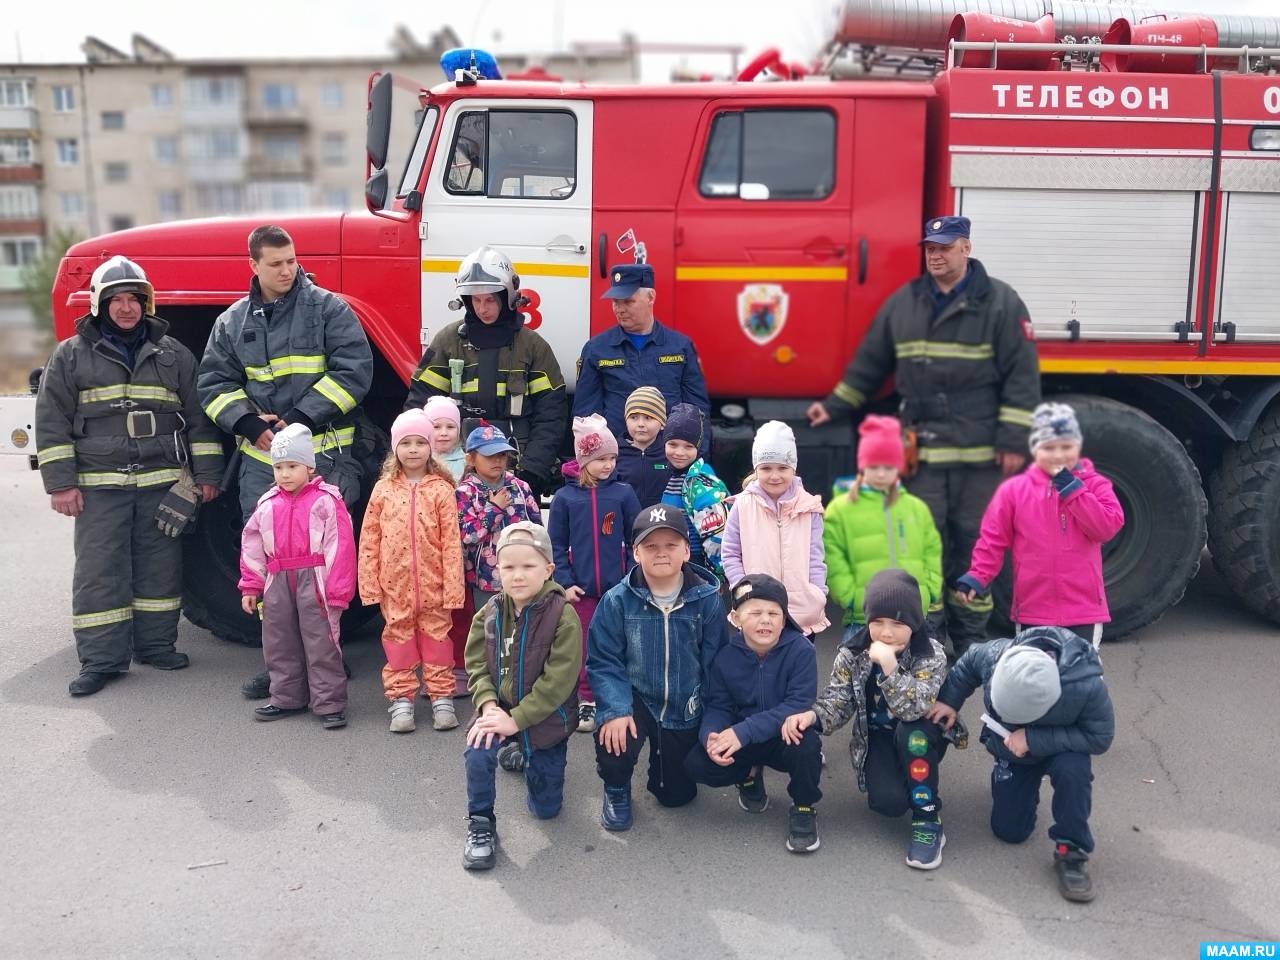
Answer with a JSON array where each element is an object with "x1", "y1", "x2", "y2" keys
[
  {"x1": 906, "y1": 820, "x2": 946, "y2": 870},
  {"x1": 497, "y1": 740, "x2": 525, "y2": 772},
  {"x1": 241, "y1": 670, "x2": 270, "y2": 700},
  {"x1": 134, "y1": 651, "x2": 189, "y2": 670},
  {"x1": 601, "y1": 784, "x2": 633, "y2": 832},
  {"x1": 1054, "y1": 843, "x2": 1095, "y2": 902},
  {"x1": 253, "y1": 704, "x2": 307, "y2": 722},
  {"x1": 463, "y1": 814, "x2": 497, "y2": 870},
  {"x1": 737, "y1": 772, "x2": 769, "y2": 813},
  {"x1": 321, "y1": 712, "x2": 347, "y2": 730},
  {"x1": 786, "y1": 804, "x2": 820, "y2": 853}
]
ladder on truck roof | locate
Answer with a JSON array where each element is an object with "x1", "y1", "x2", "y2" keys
[{"x1": 947, "y1": 40, "x2": 1280, "y2": 73}]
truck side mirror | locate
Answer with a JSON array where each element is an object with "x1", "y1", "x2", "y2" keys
[
  {"x1": 366, "y1": 72, "x2": 393, "y2": 171},
  {"x1": 365, "y1": 168, "x2": 389, "y2": 211}
]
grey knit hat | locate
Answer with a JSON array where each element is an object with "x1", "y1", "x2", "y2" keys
[
  {"x1": 990, "y1": 644, "x2": 1062, "y2": 724},
  {"x1": 270, "y1": 422, "x2": 316, "y2": 469},
  {"x1": 1028, "y1": 402, "x2": 1082, "y2": 453},
  {"x1": 862, "y1": 569, "x2": 924, "y2": 633}
]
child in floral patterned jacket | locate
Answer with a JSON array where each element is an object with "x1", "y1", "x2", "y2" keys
[
  {"x1": 783, "y1": 569, "x2": 951, "y2": 871},
  {"x1": 455, "y1": 423, "x2": 541, "y2": 609}
]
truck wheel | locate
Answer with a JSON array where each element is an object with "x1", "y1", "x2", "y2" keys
[
  {"x1": 182, "y1": 491, "x2": 260, "y2": 644},
  {"x1": 1208, "y1": 408, "x2": 1280, "y2": 625},
  {"x1": 992, "y1": 395, "x2": 1205, "y2": 640}
]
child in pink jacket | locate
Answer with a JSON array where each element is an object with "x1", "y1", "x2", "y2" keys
[
  {"x1": 240, "y1": 423, "x2": 357, "y2": 729},
  {"x1": 720, "y1": 420, "x2": 829, "y2": 635},
  {"x1": 956, "y1": 403, "x2": 1124, "y2": 648}
]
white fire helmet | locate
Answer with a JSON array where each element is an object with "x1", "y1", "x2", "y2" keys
[
  {"x1": 89, "y1": 256, "x2": 155, "y2": 317},
  {"x1": 450, "y1": 245, "x2": 523, "y2": 311}
]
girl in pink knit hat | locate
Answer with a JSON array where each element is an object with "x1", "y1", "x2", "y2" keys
[{"x1": 823, "y1": 415, "x2": 943, "y2": 638}]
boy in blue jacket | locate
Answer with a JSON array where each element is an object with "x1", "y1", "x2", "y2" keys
[
  {"x1": 587, "y1": 504, "x2": 729, "y2": 831},
  {"x1": 927, "y1": 625, "x2": 1114, "y2": 903},
  {"x1": 614, "y1": 385, "x2": 671, "y2": 509},
  {"x1": 685, "y1": 574, "x2": 822, "y2": 853}
]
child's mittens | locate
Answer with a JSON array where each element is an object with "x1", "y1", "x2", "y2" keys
[{"x1": 1051, "y1": 467, "x2": 1084, "y2": 497}]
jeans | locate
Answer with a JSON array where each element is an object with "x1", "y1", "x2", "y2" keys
[
  {"x1": 465, "y1": 736, "x2": 569, "y2": 822},
  {"x1": 989, "y1": 750, "x2": 1094, "y2": 853},
  {"x1": 684, "y1": 728, "x2": 823, "y2": 806},
  {"x1": 863, "y1": 718, "x2": 949, "y2": 822}
]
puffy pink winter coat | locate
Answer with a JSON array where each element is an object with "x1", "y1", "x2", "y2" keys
[
  {"x1": 966, "y1": 458, "x2": 1124, "y2": 626},
  {"x1": 239, "y1": 476, "x2": 357, "y2": 612}
]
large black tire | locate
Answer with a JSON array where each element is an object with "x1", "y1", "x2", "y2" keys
[
  {"x1": 1208, "y1": 408, "x2": 1280, "y2": 625},
  {"x1": 993, "y1": 395, "x2": 1205, "y2": 639}
]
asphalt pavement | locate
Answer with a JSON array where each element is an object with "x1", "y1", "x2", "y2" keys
[{"x1": 2, "y1": 455, "x2": 1278, "y2": 960}]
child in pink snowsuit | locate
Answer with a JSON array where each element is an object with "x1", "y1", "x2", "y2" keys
[{"x1": 240, "y1": 423, "x2": 356, "y2": 728}]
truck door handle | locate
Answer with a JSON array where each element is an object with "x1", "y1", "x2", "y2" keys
[
  {"x1": 858, "y1": 238, "x2": 868, "y2": 285},
  {"x1": 802, "y1": 240, "x2": 846, "y2": 259},
  {"x1": 597, "y1": 232, "x2": 607, "y2": 278},
  {"x1": 545, "y1": 241, "x2": 586, "y2": 254}
]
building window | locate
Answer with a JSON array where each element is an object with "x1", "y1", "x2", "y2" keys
[
  {"x1": 151, "y1": 83, "x2": 174, "y2": 109},
  {"x1": 188, "y1": 128, "x2": 241, "y2": 160},
  {"x1": 51, "y1": 85, "x2": 76, "y2": 112},
  {"x1": 101, "y1": 111, "x2": 126, "y2": 131},
  {"x1": 698, "y1": 109, "x2": 836, "y2": 200},
  {"x1": 323, "y1": 188, "x2": 349, "y2": 210},
  {"x1": 1, "y1": 238, "x2": 41, "y2": 267},
  {"x1": 158, "y1": 191, "x2": 182, "y2": 220},
  {"x1": 4, "y1": 79, "x2": 35, "y2": 107},
  {"x1": 262, "y1": 132, "x2": 301, "y2": 162},
  {"x1": 185, "y1": 76, "x2": 241, "y2": 107},
  {"x1": 321, "y1": 132, "x2": 345, "y2": 166},
  {"x1": 195, "y1": 183, "x2": 243, "y2": 214},
  {"x1": 320, "y1": 81, "x2": 343, "y2": 108},
  {"x1": 0, "y1": 136, "x2": 33, "y2": 165},
  {"x1": 104, "y1": 162, "x2": 129, "y2": 184},
  {"x1": 154, "y1": 136, "x2": 179, "y2": 164},
  {"x1": 60, "y1": 192, "x2": 84, "y2": 217},
  {"x1": 0, "y1": 186, "x2": 40, "y2": 219},
  {"x1": 247, "y1": 181, "x2": 308, "y2": 211},
  {"x1": 108, "y1": 215, "x2": 135, "y2": 232},
  {"x1": 445, "y1": 110, "x2": 577, "y2": 200},
  {"x1": 56, "y1": 139, "x2": 79, "y2": 165},
  {"x1": 262, "y1": 83, "x2": 298, "y2": 111}
]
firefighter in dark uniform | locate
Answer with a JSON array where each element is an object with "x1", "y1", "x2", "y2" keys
[
  {"x1": 199, "y1": 224, "x2": 373, "y2": 701},
  {"x1": 807, "y1": 216, "x2": 1040, "y2": 655},
  {"x1": 573, "y1": 263, "x2": 711, "y2": 451},
  {"x1": 404, "y1": 245, "x2": 566, "y2": 496},
  {"x1": 36, "y1": 257, "x2": 225, "y2": 697}
]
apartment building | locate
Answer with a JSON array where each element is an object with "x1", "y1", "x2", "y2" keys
[{"x1": 0, "y1": 28, "x2": 638, "y2": 345}]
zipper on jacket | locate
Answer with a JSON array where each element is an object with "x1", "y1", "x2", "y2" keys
[
  {"x1": 409, "y1": 484, "x2": 421, "y2": 624},
  {"x1": 591, "y1": 486, "x2": 602, "y2": 596},
  {"x1": 661, "y1": 607, "x2": 671, "y2": 723},
  {"x1": 883, "y1": 498, "x2": 898, "y2": 568},
  {"x1": 516, "y1": 610, "x2": 531, "y2": 757}
]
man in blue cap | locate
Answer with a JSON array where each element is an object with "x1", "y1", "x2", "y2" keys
[
  {"x1": 807, "y1": 216, "x2": 1041, "y2": 657},
  {"x1": 573, "y1": 264, "x2": 710, "y2": 452}
]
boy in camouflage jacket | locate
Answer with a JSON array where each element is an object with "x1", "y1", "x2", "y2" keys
[{"x1": 783, "y1": 569, "x2": 951, "y2": 870}]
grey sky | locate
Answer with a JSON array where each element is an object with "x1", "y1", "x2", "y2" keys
[{"x1": 6, "y1": 0, "x2": 1276, "y2": 80}]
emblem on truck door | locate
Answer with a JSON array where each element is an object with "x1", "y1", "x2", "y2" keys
[{"x1": 737, "y1": 284, "x2": 789, "y2": 346}]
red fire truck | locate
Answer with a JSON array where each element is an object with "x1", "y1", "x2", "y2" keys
[{"x1": 13, "y1": 2, "x2": 1280, "y2": 644}]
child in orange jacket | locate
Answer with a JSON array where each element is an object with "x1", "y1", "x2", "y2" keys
[{"x1": 359, "y1": 409, "x2": 466, "y2": 734}]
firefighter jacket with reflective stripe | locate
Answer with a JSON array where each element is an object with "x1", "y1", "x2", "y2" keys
[
  {"x1": 823, "y1": 259, "x2": 1041, "y2": 465},
  {"x1": 405, "y1": 319, "x2": 566, "y2": 483},
  {"x1": 197, "y1": 271, "x2": 372, "y2": 436},
  {"x1": 36, "y1": 313, "x2": 225, "y2": 494}
]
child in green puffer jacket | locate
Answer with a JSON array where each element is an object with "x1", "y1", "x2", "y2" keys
[{"x1": 823, "y1": 416, "x2": 942, "y2": 638}]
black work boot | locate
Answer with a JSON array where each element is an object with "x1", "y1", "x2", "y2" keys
[
  {"x1": 1054, "y1": 843, "x2": 1095, "y2": 902},
  {"x1": 135, "y1": 651, "x2": 190, "y2": 670},
  {"x1": 241, "y1": 670, "x2": 271, "y2": 699},
  {"x1": 68, "y1": 671, "x2": 120, "y2": 698}
]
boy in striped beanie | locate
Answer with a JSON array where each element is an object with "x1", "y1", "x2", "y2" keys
[{"x1": 615, "y1": 385, "x2": 670, "y2": 508}]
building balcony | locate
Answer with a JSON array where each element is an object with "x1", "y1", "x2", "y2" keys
[
  {"x1": 0, "y1": 218, "x2": 44, "y2": 236},
  {"x1": 247, "y1": 110, "x2": 309, "y2": 129},
  {"x1": 0, "y1": 163, "x2": 42, "y2": 184},
  {"x1": 181, "y1": 101, "x2": 245, "y2": 127},
  {"x1": 247, "y1": 153, "x2": 313, "y2": 179},
  {"x1": 0, "y1": 106, "x2": 39, "y2": 132},
  {"x1": 0, "y1": 265, "x2": 25, "y2": 291},
  {"x1": 186, "y1": 157, "x2": 245, "y2": 182}
]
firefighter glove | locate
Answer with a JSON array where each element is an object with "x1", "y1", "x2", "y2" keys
[{"x1": 155, "y1": 470, "x2": 201, "y2": 538}]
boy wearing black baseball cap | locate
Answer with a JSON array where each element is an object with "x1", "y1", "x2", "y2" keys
[
  {"x1": 783, "y1": 569, "x2": 951, "y2": 869},
  {"x1": 686, "y1": 574, "x2": 823, "y2": 853},
  {"x1": 586, "y1": 504, "x2": 728, "y2": 831}
]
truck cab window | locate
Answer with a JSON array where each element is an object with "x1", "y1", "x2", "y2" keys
[
  {"x1": 698, "y1": 108, "x2": 835, "y2": 200},
  {"x1": 445, "y1": 109, "x2": 576, "y2": 200}
]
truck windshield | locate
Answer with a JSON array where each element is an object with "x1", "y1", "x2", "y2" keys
[{"x1": 396, "y1": 105, "x2": 439, "y2": 199}]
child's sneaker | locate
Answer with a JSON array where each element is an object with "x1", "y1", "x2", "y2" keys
[
  {"x1": 431, "y1": 699, "x2": 459, "y2": 730},
  {"x1": 463, "y1": 814, "x2": 497, "y2": 870},
  {"x1": 321, "y1": 712, "x2": 346, "y2": 730},
  {"x1": 497, "y1": 740, "x2": 525, "y2": 772},
  {"x1": 601, "y1": 784, "x2": 633, "y2": 832},
  {"x1": 1054, "y1": 843, "x2": 1095, "y2": 902},
  {"x1": 388, "y1": 697, "x2": 415, "y2": 733},
  {"x1": 737, "y1": 771, "x2": 769, "y2": 813},
  {"x1": 577, "y1": 702, "x2": 597, "y2": 733},
  {"x1": 786, "y1": 804, "x2": 820, "y2": 853},
  {"x1": 906, "y1": 820, "x2": 946, "y2": 870}
]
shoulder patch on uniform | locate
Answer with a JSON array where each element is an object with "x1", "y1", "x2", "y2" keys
[{"x1": 658, "y1": 354, "x2": 685, "y2": 364}]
